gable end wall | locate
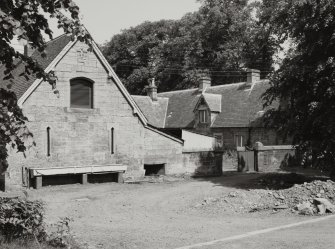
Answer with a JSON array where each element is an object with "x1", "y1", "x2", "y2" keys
[{"x1": 5, "y1": 41, "x2": 183, "y2": 188}]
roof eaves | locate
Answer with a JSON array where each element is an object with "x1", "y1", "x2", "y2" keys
[
  {"x1": 146, "y1": 124, "x2": 184, "y2": 144},
  {"x1": 90, "y1": 40, "x2": 148, "y2": 126},
  {"x1": 18, "y1": 38, "x2": 76, "y2": 107}
]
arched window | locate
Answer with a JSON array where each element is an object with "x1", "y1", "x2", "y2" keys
[{"x1": 70, "y1": 78, "x2": 93, "y2": 108}]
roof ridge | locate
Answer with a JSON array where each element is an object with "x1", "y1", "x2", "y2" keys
[
  {"x1": 205, "y1": 80, "x2": 269, "y2": 90},
  {"x1": 158, "y1": 80, "x2": 269, "y2": 95},
  {"x1": 132, "y1": 95, "x2": 169, "y2": 100},
  {"x1": 158, "y1": 87, "x2": 198, "y2": 95},
  {"x1": 208, "y1": 82, "x2": 246, "y2": 89}
]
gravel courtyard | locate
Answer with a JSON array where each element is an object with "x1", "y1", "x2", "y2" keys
[{"x1": 25, "y1": 172, "x2": 332, "y2": 249}]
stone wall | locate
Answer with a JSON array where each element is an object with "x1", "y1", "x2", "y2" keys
[
  {"x1": 209, "y1": 127, "x2": 287, "y2": 149},
  {"x1": 182, "y1": 151, "x2": 223, "y2": 176},
  {"x1": 256, "y1": 145, "x2": 296, "y2": 172},
  {"x1": 143, "y1": 128, "x2": 184, "y2": 176},
  {"x1": 237, "y1": 143, "x2": 296, "y2": 173},
  {"x1": 181, "y1": 131, "x2": 222, "y2": 176}
]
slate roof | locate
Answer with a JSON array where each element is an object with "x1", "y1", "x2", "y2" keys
[
  {"x1": 157, "y1": 89, "x2": 201, "y2": 128},
  {"x1": 0, "y1": 34, "x2": 72, "y2": 99},
  {"x1": 207, "y1": 81, "x2": 271, "y2": 128},
  {"x1": 132, "y1": 96, "x2": 169, "y2": 128},
  {"x1": 141, "y1": 80, "x2": 273, "y2": 129}
]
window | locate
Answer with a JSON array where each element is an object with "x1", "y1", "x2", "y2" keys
[
  {"x1": 70, "y1": 78, "x2": 93, "y2": 108},
  {"x1": 199, "y1": 110, "x2": 207, "y2": 123},
  {"x1": 46, "y1": 127, "x2": 51, "y2": 157},
  {"x1": 214, "y1": 133, "x2": 223, "y2": 149},
  {"x1": 110, "y1": 128, "x2": 114, "y2": 154},
  {"x1": 235, "y1": 135, "x2": 244, "y2": 147}
]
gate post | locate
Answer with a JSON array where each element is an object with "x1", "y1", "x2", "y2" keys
[
  {"x1": 254, "y1": 150, "x2": 258, "y2": 172},
  {"x1": 254, "y1": 142, "x2": 264, "y2": 172}
]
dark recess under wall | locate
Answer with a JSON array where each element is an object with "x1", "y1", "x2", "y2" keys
[
  {"x1": 88, "y1": 173, "x2": 118, "y2": 183},
  {"x1": 144, "y1": 164, "x2": 165, "y2": 176},
  {"x1": 40, "y1": 173, "x2": 118, "y2": 186},
  {"x1": 42, "y1": 174, "x2": 82, "y2": 186}
]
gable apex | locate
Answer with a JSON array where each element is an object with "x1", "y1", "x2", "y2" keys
[
  {"x1": 193, "y1": 93, "x2": 222, "y2": 113},
  {"x1": 11, "y1": 34, "x2": 148, "y2": 126}
]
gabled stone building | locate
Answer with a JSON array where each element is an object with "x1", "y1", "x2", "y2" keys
[
  {"x1": 1, "y1": 35, "x2": 222, "y2": 190},
  {"x1": 133, "y1": 70, "x2": 286, "y2": 150}
]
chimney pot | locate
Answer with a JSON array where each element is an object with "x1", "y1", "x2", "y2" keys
[
  {"x1": 247, "y1": 69, "x2": 260, "y2": 84},
  {"x1": 146, "y1": 78, "x2": 158, "y2": 101},
  {"x1": 199, "y1": 75, "x2": 211, "y2": 92},
  {"x1": 24, "y1": 44, "x2": 34, "y2": 57}
]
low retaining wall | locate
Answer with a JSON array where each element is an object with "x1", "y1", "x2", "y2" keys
[
  {"x1": 256, "y1": 144, "x2": 295, "y2": 172},
  {"x1": 237, "y1": 142, "x2": 296, "y2": 172},
  {"x1": 182, "y1": 130, "x2": 222, "y2": 176},
  {"x1": 182, "y1": 151, "x2": 223, "y2": 176}
]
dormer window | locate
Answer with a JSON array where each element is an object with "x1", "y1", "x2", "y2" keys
[
  {"x1": 70, "y1": 78, "x2": 94, "y2": 108},
  {"x1": 199, "y1": 110, "x2": 207, "y2": 123}
]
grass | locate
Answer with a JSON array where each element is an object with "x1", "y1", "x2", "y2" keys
[
  {"x1": 0, "y1": 237, "x2": 83, "y2": 249},
  {"x1": 1, "y1": 240, "x2": 55, "y2": 249}
]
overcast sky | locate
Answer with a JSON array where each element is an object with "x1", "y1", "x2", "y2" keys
[{"x1": 53, "y1": 0, "x2": 201, "y2": 44}]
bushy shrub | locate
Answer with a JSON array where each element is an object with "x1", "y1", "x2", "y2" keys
[
  {"x1": 47, "y1": 217, "x2": 73, "y2": 248},
  {"x1": 0, "y1": 197, "x2": 46, "y2": 242}
]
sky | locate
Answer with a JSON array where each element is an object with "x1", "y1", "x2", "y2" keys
[
  {"x1": 53, "y1": 0, "x2": 201, "y2": 44},
  {"x1": 12, "y1": 0, "x2": 200, "y2": 52}
]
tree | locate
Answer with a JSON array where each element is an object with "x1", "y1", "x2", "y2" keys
[
  {"x1": 102, "y1": 0, "x2": 275, "y2": 95},
  {"x1": 261, "y1": 0, "x2": 335, "y2": 171},
  {"x1": 0, "y1": 0, "x2": 89, "y2": 173}
]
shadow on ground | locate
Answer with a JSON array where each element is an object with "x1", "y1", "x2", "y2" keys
[{"x1": 193, "y1": 169, "x2": 330, "y2": 190}]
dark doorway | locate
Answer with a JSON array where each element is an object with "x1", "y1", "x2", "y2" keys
[{"x1": 144, "y1": 164, "x2": 165, "y2": 176}]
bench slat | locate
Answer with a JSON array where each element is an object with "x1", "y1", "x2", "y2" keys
[{"x1": 29, "y1": 165, "x2": 127, "y2": 177}]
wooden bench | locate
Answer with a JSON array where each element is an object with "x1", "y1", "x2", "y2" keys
[{"x1": 29, "y1": 164, "x2": 127, "y2": 189}]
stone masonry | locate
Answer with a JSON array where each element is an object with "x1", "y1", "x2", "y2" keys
[{"x1": 4, "y1": 41, "x2": 184, "y2": 189}]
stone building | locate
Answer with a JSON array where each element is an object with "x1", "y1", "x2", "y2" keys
[
  {"x1": 0, "y1": 35, "x2": 221, "y2": 190},
  {"x1": 133, "y1": 69, "x2": 286, "y2": 150}
]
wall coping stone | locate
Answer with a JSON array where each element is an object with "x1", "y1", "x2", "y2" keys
[{"x1": 237, "y1": 145, "x2": 295, "y2": 152}]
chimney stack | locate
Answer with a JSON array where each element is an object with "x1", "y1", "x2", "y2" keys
[
  {"x1": 247, "y1": 69, "x2": 260, "y2": 84},
  {"x1": 199, "y1": 75, "x2": 211, "y2": 92},
  {"x1": 146, "y1": 78, "x2": 158, "y2": 101},
  {"x1": 23, "y1": 44, "x2": 34, "y2": 57}
]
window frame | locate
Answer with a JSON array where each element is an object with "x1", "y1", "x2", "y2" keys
[
  {"x1": 235, "y1": 135, "x2": 244, "y2": 147},
  {"x1": 214, "y1": 133, "x2": 223, "y2": 149},
  {"x1": 70, "y1": 77, "x2": 94, "y2": 109},
  {"x1": 199, "y1": 110, "x2": 208, "y2": 123}
]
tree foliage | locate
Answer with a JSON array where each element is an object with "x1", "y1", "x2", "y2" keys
[
  {"x1": 0, "y1": 0, "x2": 88, "y2": 173},
  {"x1": 102, "y1": 0, "x2": 276, "y2": 95},
  {"x1": 261, "y1": 0, "x2": 335, "y2": 168}
]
